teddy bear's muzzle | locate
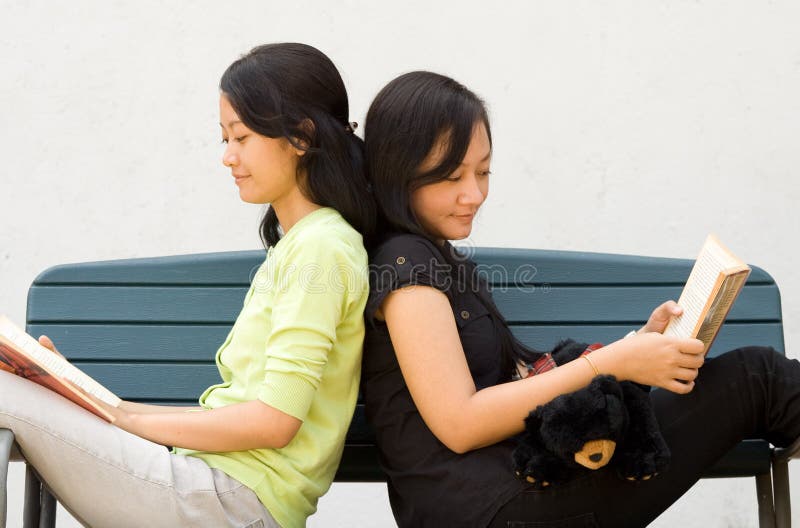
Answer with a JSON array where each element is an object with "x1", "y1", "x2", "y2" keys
[{"x1": 574, "y1": 439, "x2": 616, "y2": 469}]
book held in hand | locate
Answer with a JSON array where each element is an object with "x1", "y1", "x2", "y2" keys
[
  {"x1": 0, "y1": 315, "x2": 120, "y2": 422},
  {"x1": 663, "y1": 234, "x2": 751, "y2": 355}
]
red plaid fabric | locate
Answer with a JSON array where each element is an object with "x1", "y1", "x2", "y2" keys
[{"x1": 514, "y1": 343, "x2": 604, "y2": 380}]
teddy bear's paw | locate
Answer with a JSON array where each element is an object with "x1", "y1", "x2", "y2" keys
[
  {"x1": 625, "y1": 473, "x2": 657, "y2": 482},
  {"x1": 512, "y1": 448, "x2": 565, "y2": 489},
  {"x1": 515, "y1": 470, "x2": 551, "y2": 489},
  {"x1": 614, "y1": 449, "x2": 666, "y2": 481},
  {"x1": 511, "y1": 442, "x2": 536, "y2": 476}
]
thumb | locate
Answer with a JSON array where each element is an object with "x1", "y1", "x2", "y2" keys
[
  {"x1": 38, "y1": 335, "x2": 54, "y2": 350},
  {"x1": 38, "y1": 335, "x2": 64, "y2": 357}
]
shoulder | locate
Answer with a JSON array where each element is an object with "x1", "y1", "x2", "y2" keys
[
  {"x1": 370, "y1": 233, "x2": 446, "y2": 270},
  {"x1": 366, "y1": 234, "x2": 458, "y2": 324},
  {"x1": 279, "y1": 209, "x2": 367, "y2": 268}
]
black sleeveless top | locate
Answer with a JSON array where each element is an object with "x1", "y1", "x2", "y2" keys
[{"x1": 362, "y1": 234, "x2": 528, "y2": 527}]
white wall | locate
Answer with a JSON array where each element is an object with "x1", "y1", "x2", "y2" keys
[{"x1": 2, "y1": 1, "x2": 799, "y2": 526}]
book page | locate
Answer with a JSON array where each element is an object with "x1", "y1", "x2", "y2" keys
[{"x1": 0, "y1": 316, "x2": 121, "y2": 407}]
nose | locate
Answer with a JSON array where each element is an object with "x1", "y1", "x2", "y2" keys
[
  {"x1": 222, "y1": 145, "x2": 238, "y2": 168},
  {"x1": 457, "y1": 174, "x2": 486, "y2": 207}
]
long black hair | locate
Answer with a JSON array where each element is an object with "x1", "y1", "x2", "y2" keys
[
  {"x1": 364, "y1": 71, "x2": 544, "y2": 380},
  {"x1": 220, "y1": 43, "x2": 375, "y2": 247}
]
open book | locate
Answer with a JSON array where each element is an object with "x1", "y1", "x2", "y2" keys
[
  {"x1": 0, "y1": 316, "x2": 121, "y2": 421},
  {"x1": 663, "y1": 234, "x2": 751, "y2": 355}
]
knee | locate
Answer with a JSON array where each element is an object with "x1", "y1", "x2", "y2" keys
[{"x1": 718, "y1": 345, "x2": 784, "y2": 373}]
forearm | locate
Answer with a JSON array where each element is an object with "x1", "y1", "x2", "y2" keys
[
  {"x1": 447, "y1": 356, "x2": 599, "y2": 452},
  {"x1": 118, "y1": 401, "x2": 202, "y2": 414},
  {"x1": 114, "y1": 400, "x2": 301, "y2": 451}
]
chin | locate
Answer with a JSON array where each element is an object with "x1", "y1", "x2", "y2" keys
[
  {"x1": 441, "y1": 228, "x2": 472, "y2": 241},
  {"x1": 239, "y1": 191, "x2": 270, "y2": 204}
]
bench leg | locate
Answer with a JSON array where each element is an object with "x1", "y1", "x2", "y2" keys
[
  {"x1": 756, "y1": 471, "x2": 777, "y2": 528},
  {"x1": 772, "y1": 459, "x2": 791, "y2": 528},
  {"x1": 0, "y1": 429, "x2": 15, "y2": 528},
  {"x1": 39, "y1": 490, "x2": 56, "y2": 528},
  {"x1": 22, "y1": 466, "x2": 56, "y2": 528},
  {"x1": 23, "y1": 466, "x2": 40, "y2": 528}
]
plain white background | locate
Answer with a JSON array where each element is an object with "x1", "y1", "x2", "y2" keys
[{"x1": 2, "y1": 1, "x2": 799, "y2": 526}]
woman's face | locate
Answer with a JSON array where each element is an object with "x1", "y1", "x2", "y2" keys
[
  {"x1": 219, "y1": 95, "x2": 303, "y2": 205},
  {"x1": 411, "y1": 122, "x2": 491, "y2": 241}
]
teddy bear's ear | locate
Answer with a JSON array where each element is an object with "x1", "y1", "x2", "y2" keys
[
  {"x1": 523, "y1": 407, "x2": 544, "y2": 433},
  {"x1": 591, "y1": 374, "x2": 623, "y2": 399},
  {"x1": 550, "y1": 340, "x2": 587, "y2": 364}
]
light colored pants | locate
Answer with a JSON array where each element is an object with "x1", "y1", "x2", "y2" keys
[{"x1": 0, "y1": 370, "x2": 280, "y2": 528}]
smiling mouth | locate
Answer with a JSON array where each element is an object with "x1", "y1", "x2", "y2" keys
[{"x1": 233, "y1": 174, "x2": 250, "y2": 182}]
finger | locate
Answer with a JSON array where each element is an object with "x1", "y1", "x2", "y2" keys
[
  {"x1": 678, "y1": 338, "x2": 706, "y2": 355},
  {"x1": 673, "y1": 367, "x2": 699, "y2": 382},
  {"x1": 644, "y1": 301, "x2": 683, "y2": 333},
  {"x1": 655, "y1": 300, "x2": 680, "y2": 317},
  {"x1": 666, "y1": 379, "x2": 695, "y2": 395},
  {"x1": 663, "y1": 300, "x2": 682, "y2": 316},
  {"x1": 38, "y1": 335, "x2": 55, "y2": 351},
  {"x1": 37, "y1": 335, "x2": 64, "y2": 358},
  {"x1": 651, "y1": 302, "x2": 674, "y2": 321},
  {"x1": 679, "y1": 353, "x2": 705, "y2": 369}
]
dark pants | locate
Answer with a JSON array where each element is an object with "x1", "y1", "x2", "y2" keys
[{"x1": 488, "y1": 346, "x2": 800, "y2": 528}]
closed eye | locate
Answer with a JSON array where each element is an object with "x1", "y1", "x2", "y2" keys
[{"x1": 220, "y1": 135, "x2": 249, "y2": 145}]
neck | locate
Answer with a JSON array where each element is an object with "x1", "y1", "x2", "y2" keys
[{"x1": 271, "y1": 187, "x2": 322, "y2": 235}]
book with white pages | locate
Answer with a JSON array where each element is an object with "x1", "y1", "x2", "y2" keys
[
  {"x1": 663, "y1": 234, "x2": 751, "y2": 355},
  {"x1": 0, "y1": 315, "x2": 120, "y2": 421}
]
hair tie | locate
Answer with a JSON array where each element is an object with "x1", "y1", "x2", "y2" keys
[{"x1": 345, "y1": 121, "x2": 358, "y2": 134}]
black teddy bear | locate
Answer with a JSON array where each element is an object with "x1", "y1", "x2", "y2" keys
[{"x1": 512, "y1": 340, "x2": 670, "y2": 488}]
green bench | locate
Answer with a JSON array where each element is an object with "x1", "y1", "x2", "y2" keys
[{"x1": 0, "y1": 247, "x2": 795, "y2": 527}]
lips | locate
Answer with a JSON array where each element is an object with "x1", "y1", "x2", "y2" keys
[{"x1": 232, "y1": 174, "x2": 250, "y2": 183}]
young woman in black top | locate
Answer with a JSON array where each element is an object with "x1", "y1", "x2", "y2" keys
[{"x1": 361, "y1": 71, "x2": 800, "y2": 527}]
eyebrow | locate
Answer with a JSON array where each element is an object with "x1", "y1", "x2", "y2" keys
[
  {"x1": 461, "y1": 151, "x2": 492, "y2": 166},
  {"x1": 219, "y1": 120, "x2": 244, "y2": 128}
]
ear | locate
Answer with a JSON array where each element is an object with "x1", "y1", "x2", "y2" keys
[{"x1": 290, "y1": 118, "x2": 315, "y2": 156}]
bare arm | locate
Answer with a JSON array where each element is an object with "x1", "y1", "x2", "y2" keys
[
  {"x1": 38, "y1": 335, "x2": 301, "y2": 448},
  {"x1": 101, "y1": 398, "x2": 302, "y2": 451},
  {"x1": 118, "y1": 401, "x2": 201, "y2": 414},
  {"x1": 382, "y1": 286, "x2": 705, "y2": 454},
  {"x1": 37, "y1": 336, "x2": 203, "y2": 415}
]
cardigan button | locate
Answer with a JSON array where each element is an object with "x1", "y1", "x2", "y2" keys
[
  {"x1": 460, "y1": 310, "x2": 470, "y2": 320},
  {"x1": 396, "y1": 256, "x2": 406, "y2": 265}
]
